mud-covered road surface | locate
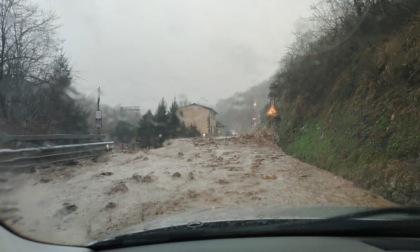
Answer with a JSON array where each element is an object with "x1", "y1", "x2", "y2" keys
[{"x1": 0, "y1": 135, "x2": 395, "y2": 245}]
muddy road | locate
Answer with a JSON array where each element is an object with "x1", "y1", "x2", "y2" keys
[{"x1": 0, "y1": 135, "x2": 394, "y2": 244}]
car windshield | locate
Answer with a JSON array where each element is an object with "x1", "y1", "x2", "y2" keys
[{"x1": 0, "y1": 0, "x2": 419, "y2": 246}]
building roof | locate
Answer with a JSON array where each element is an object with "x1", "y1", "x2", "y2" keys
[{"x1": 179, "y1": 103, "x2": 218, "y2": 114}]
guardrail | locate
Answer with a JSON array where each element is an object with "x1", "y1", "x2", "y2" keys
[
  {"x1": 1, "y1": 134, "x2": 107, "y2": 149},
  {"x1": 0, "y1": 134, "x2": 114, "y2": 171}
]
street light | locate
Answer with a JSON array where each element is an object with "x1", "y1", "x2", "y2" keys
[
  {"x1": 266, "y1": 99, "x2": 277, "y2": 127},
  {"x1": 266, "y1": 99, "x2": 277, "y2": 117}
]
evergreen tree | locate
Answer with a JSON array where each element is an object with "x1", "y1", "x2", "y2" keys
[
  {"x1": 182, "y1": 124, "x2": 201, "y2": 137},
  {"x1": 154, "y1": 98, "x2": 168, "y2": 145},
  {"x1": 167, "y1": 98, "x2": 181, "y2": 138},
  {"x1": 47, "y1": 53, "x2": 89, "y2": 133},
  {"x1": 137, "y1": 98, "x2": 201, "y2": 149},
  {"x1": 137, "y1": 110, "x2": 156, "y2": 148}
]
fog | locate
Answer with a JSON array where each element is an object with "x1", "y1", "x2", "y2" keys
[{"x1": 35, "y1": 0, "x2": 313, "y2": 111}]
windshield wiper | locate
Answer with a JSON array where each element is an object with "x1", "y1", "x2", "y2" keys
[
  {"x1": 322, "y1": 207, "x2": 420, "y2": 221},
  {"x1": 88, "y1": 207, "x2": 420, "y2": 250}
]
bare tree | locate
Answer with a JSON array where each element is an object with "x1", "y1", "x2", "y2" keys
[
  {"x1": 0, "y1": 0, "x2": 91, "y2": 134},
  {"x1": 0, "y1": 0, "x2": 58, "y2": 124}
]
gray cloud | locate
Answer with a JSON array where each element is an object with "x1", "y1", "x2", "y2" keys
[{"x1": 35, "y1": 0, "x2": 313, "y2": 111}]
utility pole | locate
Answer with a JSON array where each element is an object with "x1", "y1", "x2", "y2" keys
[{"x1": 96, "y1": 87, "x2": 102, "y2": 136}]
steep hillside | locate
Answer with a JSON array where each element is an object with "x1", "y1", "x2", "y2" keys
[{"x1": 270, "y1": 3, "x2": 420, "y2": 205}]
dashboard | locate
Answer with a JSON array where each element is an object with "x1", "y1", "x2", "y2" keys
[{"x1": 1, "y1": 223, "x2": 420, "y2": 252}]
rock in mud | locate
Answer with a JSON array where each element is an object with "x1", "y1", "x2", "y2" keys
[
  {"x1": 99, "y1": 172, "x2": 113, "y2": 176},
  {"x1": 178, "y1": 152, "x2": 184, "y2": 157},
  {"x1": 218, "y1": 178, "x2": 229, "y2": 184},
  {"x1": 105, "y1": 202, "x2": 116, "y2": 210},
  {"x1": 39, "y1": 177, "x2": 51, "y2": 183},
  {"x1": 108, "y1": 182, "x2": 129, "y2": 194},
  {"x1": 188, "y1": 172, "x2": 194, "y2": 180},
  {"x1": 222, "y1": 151, "x2": 234, "y2": 156},
  {"x1": 187, "y1": 190, "x2": 199, "y2": 198},
  {"x1": 172, "y1": 172, "x2": 181, "y2": 178},
  {"x1": 56, "y1": 204, "x2": 77, "y2": 216},
  {"x1": 132, "y1": 174, "x2": 142, "y2": 182},
  {"x1": 263, "y1": 175, "x2": 277, "y2": 180},
  {"x1": 141, "y1": 175, "x2": 153, "y2": 183}
]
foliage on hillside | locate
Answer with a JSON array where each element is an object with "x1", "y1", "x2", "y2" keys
[{"x1": 268, "y1": 0, "x2": 420, "y2": 205}]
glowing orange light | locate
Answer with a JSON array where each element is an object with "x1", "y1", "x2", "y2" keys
[{"x1": 266, "y1": 104, "x2": 277, "y2": 116}]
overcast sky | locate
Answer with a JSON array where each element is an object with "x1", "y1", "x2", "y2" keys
[{"x1": 35, "y1": 0, "x2": 314, "y2": 111}]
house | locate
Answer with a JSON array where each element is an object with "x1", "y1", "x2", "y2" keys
[{"x1": 178, "y1": 103, "x2": 218, "y2": 136}]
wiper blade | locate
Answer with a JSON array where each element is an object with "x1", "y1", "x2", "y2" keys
[
  {"x1": 89, "y1": 208, "x2": 420, "y2": 250},
  {"x1": 324, "y1": 207, "x2": 420, "y2": 221}
]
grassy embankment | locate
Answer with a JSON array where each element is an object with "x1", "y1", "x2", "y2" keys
[{"x1": 274, "y1": 14, "x2": 420, "y2": 205}]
